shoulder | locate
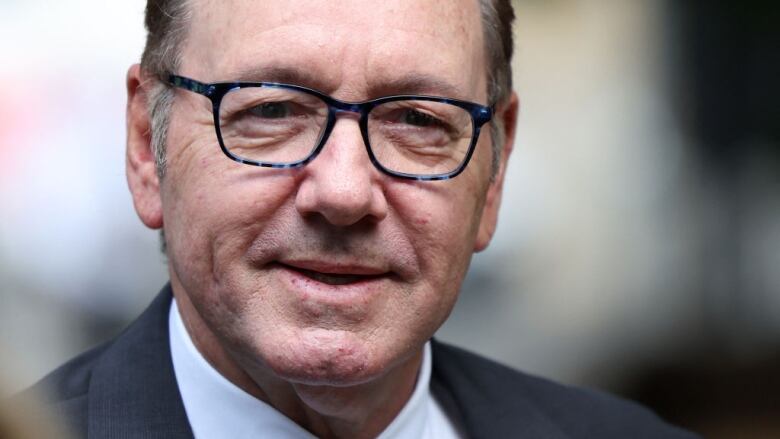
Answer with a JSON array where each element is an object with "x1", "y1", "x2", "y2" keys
[
  {"x1": 27, "y1": 342, "x2": 108, "y2": 402},
  {"x1": 431, "y1": 340, "x2": 700, "y2": 439},
  {"x1": 14, "y1": 286, "x2": 179, "y2": 438},
  {"x1": 15, "y1": 341, "x2": 110, "y2": 435}
]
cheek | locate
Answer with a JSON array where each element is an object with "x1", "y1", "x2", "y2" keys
[
  {"x1": 388, "y1": 180, "x2": 486, "y2": 296},
  {"x1": 161, "y1": 143, "x2": 300, "y2": 287}
]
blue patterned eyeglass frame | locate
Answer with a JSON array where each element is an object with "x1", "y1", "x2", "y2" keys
[{"x1": 165, "y1": 74, "x2": 493, "y2": 181}]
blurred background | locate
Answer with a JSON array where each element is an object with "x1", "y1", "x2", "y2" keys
[{"x1": 1, "y1": 0, "x2": 777, "y2": 437}]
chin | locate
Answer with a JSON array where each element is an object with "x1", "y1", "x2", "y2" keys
[{"x1": 258, "y1": 328, "x2": 399, "y2": 386}]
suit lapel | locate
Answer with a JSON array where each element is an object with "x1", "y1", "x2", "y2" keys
[
  {"x1": 87, "y1": 285, "x2": 193, "y2": 438},
  {"x1": 430, "y1": 339, "x2": 569, "y2": 439}
]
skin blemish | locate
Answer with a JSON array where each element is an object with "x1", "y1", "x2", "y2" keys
[{"x1": 291, "y1": 277, "x2": 313, "y2": 297}]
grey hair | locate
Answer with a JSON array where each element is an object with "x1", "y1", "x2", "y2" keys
[
  {"x1": 478, "y1": 0, "x2": 516, "y2": 178},
  {"x1": 141, "y1": 0, "x2": 191, "y2": 178},
  {"x1": 140, "y1": 0, "x2": 515, "y2": 179}
]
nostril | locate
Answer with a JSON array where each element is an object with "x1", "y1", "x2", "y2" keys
[{"x1": 295, "y1": 171, "x2": 388, "y2": 227}]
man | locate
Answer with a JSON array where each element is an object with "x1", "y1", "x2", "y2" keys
[{"x1": 27, "y1": 0, "x2": 697, "y2": 438}]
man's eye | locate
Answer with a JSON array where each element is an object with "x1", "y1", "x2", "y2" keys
[
  {"x1": 402, "y1": 110, "x2": 442, "y2": 127},
  {"x1": 247, "y1": 102, "x2": 291, "y2": 119}
]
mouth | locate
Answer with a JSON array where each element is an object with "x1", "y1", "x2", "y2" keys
[{"x1": 276, "y1": 261, "x2": 389, "y2": 286}]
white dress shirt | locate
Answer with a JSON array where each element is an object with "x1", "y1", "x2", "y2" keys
[{"x1": 169, "y1": 299, "x2": 460, "y2": 438}]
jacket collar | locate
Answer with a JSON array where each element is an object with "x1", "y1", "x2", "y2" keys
[
  {"x1": 87, "y1": 284, "x2": 193, "y2": 438},
  {"x1": 430, "y1": 339, "x2": 569, "y2": 439}
]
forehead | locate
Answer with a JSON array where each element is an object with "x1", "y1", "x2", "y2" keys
[{"x1": 182, "y1": 0, "x2": 487, "y2": 100}]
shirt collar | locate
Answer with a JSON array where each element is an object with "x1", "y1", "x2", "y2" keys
[{"x1": 169, "y1": 298, "x2": 437, "y2": 439}]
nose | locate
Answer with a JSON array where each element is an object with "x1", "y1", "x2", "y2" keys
[{"x1": 295, "y1": 117, "x2": 388, "y2": 226}]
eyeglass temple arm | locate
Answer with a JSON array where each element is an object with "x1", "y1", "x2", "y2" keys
[{"x1": 165, "y1": 74, "x2": 215, "y2": 97}]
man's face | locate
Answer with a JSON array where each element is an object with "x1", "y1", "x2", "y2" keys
[{"x1": 131, "y1": 0, "x2": 511, "y2": 385}]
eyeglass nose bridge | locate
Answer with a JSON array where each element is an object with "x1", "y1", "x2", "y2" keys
[
  {"x1": 311, "y1": 100, "x2": 374, "y2": 167},
  {"x1": 327, "y1": 98, "x2": 369, "y2": 118}
]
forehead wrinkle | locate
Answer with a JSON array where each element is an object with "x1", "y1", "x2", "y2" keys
[
  {"x1": 185, "y1": 0, "x2": 348, "y2": 80},
  {"x1": 363, "y1": 46, "x2": 486, "y2": 104},
  {"x1": 183, "y1": 0, "x2": 486, "y2": 101},
  {"x1": 360, "y1": 3, "x2": 486, "y2": 101}
]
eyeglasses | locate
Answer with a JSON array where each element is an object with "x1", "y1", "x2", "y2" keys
[{"x1": 165, "y1": 74, "x2": 493, "y2": 181}]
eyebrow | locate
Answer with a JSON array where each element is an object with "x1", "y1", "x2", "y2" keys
[
  {"x1": 223, "y1": 66, "x2": 466, "y2": 100},
  {"x1": 367, "y1": 73, "x2": 464, "y2": 100},
  {"x1": 222, "y1": 65, "x2": 329, "y2": 92}
]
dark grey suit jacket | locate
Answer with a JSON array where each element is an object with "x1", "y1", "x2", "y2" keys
[{"x1": 27, "y1": 285, "x2": 698, "y2": 438}]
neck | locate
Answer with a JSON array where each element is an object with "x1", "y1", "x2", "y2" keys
[{"x1": 173, "y1": 287, "x2": 422, "y2": 439}]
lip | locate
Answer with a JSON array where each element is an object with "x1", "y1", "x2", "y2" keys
[
  {"x1": 275, "y1": 260, "x2": 390, "y2": 290},
  {"x1": 271, "y1": 260, "x2": 393, "y2": 306},
  {"x1": 278, "y1": 260, "x2": 390, "y2": 277}
]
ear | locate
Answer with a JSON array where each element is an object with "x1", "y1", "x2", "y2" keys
[
  {"x1": 126, "y1": 64, "x2": 164, "y2": 229},
  {"x1": 474, "y1": 92, "x2": 519, "y2": 252}
]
